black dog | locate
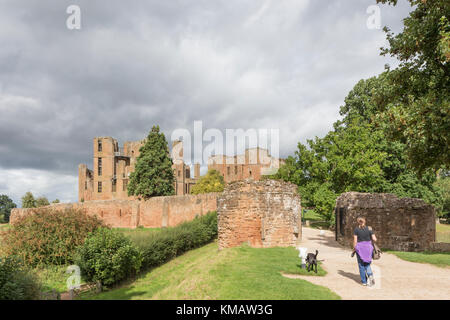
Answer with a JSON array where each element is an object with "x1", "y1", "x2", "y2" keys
[{"x1": 306, "y1": 250, "x2": 318, "y2": 273}]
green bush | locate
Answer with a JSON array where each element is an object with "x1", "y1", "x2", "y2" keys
[
  {"x1": 135, "y1": 211, "x2": 217, "y2": 269},
  {"x1": 312, "y1": 183, "x2": 337, "y2": 222},
  {"x1": 75, "y1": 228, "x2": 142, "y2": 286},
  {"x1": 0, "y1": 257, "x2": 41, "y2": 300},
  {"x1": 1, "y1": 208, "x2": 104, "y2": 266}
]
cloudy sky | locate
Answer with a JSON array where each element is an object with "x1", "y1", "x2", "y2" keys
[{"x1": 0, "y1": 0, "x2": 412, "y2": 205}]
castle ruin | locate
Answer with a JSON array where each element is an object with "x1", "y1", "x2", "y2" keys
[
  {"x1": 78, "y1": 137, "x2": 199, "y2": 202},
  {"x1": 79, "y1": 136, "x2": 284, "y2": 202},
  {"x1": 207, "y1": 148, "x2": 284, "y2": 183}
]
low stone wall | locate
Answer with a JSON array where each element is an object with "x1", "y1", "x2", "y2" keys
[
  {"x1": 429, "y1": 242, "x2": 450, "y2": 253},
  {"x1": 217, "y1": 179, "x2": 301, "y2": 249},
  {"x1": 10, "y1": 193, "x2": 218, "y2": 229},
  {"x1": 335, "y1": 192, "x2": 436, "y2": 252}
]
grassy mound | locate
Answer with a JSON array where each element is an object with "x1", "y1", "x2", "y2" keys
[{"x1": 80, "y1": 242, "x2": 339, "y2": 300}]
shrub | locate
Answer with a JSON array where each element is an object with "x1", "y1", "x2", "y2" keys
[
  {"x1": 1, "y1": 208, "x2": 104, "y2": 266},
  {"x1": 312, "y1": 183, "x2": 337, "y2": 222},
  {"x1": 135, "y1": 211, "x2": 217, "y2": 269},
  {"x1": 75, "y1": 228, "x2": 142, "y2": 286},
  {"x1": 0, "y1": 257, "x2": 41, "y2": 300}
]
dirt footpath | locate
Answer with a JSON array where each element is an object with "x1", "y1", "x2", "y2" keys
[{"x1": 283, "y1": 227, "x2": 450, "y2": 300}]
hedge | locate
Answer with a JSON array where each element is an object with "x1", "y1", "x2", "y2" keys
[{"x1": 134, "y1": 211, "x2": 217, "y2": 270}]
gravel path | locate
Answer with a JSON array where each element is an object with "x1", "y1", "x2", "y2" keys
[{"x1": 283, "y1": 227, "x2": 450, "y2": 300}]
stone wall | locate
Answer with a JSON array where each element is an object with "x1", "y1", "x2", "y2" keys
[
  {"x1": 429, "y1": 242, "x2": 450, "y2": 253},
  {"x1": 10, "y1": 193, "x2": 218, "y2": 229},
  {"x1": 335, "y1": 192, "x2": 436, "y2": 252},
  {"x1": 217, "y1": 179, "x2": 301, "y2": 249}
]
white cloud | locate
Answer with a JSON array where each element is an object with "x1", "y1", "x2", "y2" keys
[
  {"x1": 0, "y1": 0, "x2": 413, "y2": 202},
  {"x1": 0, "y1": 168, "x2": 77, "y2": 206}
]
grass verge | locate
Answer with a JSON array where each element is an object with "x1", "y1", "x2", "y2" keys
[
  {"x1": 80, "y1": 241, "x2": 339, "y2": 300},
  {"x1": 436, "y1": 223, "x2": 450, "y2": 243},
  {"x1": 303, "y1": 210, "x2": 332, "y2": 229},
  {"x1": 387, "y1": 251, "x2": 450, "y2": 268}
]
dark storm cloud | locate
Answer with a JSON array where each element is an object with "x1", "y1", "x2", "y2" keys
[{"x1": 0, "y1": 0, "x2": 412, "y2": 203}]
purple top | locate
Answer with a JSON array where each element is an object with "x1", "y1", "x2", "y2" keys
[{"x1": 355, "y1": 241, "x2": 373, "y2": 263}]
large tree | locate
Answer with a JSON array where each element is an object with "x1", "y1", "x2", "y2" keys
[
  {"x1": 0, "y1": 195, "x2": 16, "y2": 223},
  {"x1": 21, "y1": 192, "x2": 36, "y2": 209},
  {"x1": 127, "y1": 125, "x2": 175, "y2": 199},
  {"x1": 274, "y1": 119, "x2": 388, "y2": 219},
  {"x1": 375, "y1": 0, "x2": 450, "y2": 173},
  {"x1": 36, "y1": 197, "x2": 50, "y2": 207},
  {"x1": 274, "y1": 75, "x2": 440, "y2": 220}
]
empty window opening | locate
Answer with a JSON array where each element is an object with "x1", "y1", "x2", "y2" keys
[{"x1": 98, "y1": 158, "x2": 102, "y2": 176}]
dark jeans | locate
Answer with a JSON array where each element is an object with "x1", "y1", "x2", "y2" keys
[{"x1": 356, "y1": 254, "x2": 373, "y2": 284}]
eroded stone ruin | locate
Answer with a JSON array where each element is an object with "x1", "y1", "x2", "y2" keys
[
  {"x1": 217, "y1": 179, "x2": 302, "y2": 249},
  {"x1": 335, "y1": 192, "x2": 436, "y2": 252}
]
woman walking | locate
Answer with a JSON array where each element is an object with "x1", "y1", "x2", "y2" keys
[{"x1": 353, "y1": 217, "x2": 377, "y2": 286}]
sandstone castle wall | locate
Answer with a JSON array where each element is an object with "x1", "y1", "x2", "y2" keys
[{"x1": 10, "y1": 193, "x2": 218, "y2": 229}]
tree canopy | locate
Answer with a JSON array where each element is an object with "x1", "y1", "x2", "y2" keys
[
  {"x1": 127, "y1": 125, "x2": 175, "y2": 199},
  {"x1": 0, "y1": 195, "x2": 16, "y2": 223},
  {"x1": 190, "y1": 169, "x2": 225, "y2": 195},
  {"x1": 21, "y1": 192, "x2": 36, "y2": 209},
  {"x1": 36, "y1": 197, "x2": 50, "y2": 207},
  {"x1": 273, "y1": 74, "x2": 441, "y2": 220},
  {"x1": 374, "y1": 0, "x2": 450, "y2": 173}
]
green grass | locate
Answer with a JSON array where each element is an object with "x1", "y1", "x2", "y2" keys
[
  {"x1": 33, "y1": 265, "x2": 86, "y2": 294},
  {"x1": 116, "y1": 227, "x2": 162, "y2": 245},
  {"x1": 80, "y1": 241, "x2": 339, "y2": 300},
  {"x1": 387, "y1": 251, "x2": 450, "y2": 268},
  {"x1": 302, "y1": 210, "x2": 332, "y2": 229},
  {"x1": 436, "y1": 223, "x2": 450, "y2": 243},
  {"x1": 302, "y1": 210, "x2": 322, "y2": 221}
]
